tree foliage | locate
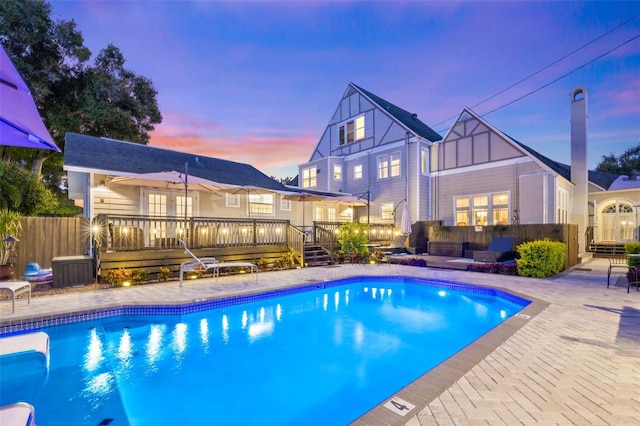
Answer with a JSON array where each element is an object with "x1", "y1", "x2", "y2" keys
[
  {"x1": 0, "y1": 0, "x2": 162, "y2": 215},
  {"x1": 595, "y1": 143, "x2": 640, "y2": 176},
  {"x1": 0, "y1": 162, "x2": 59, "y2": 215}
]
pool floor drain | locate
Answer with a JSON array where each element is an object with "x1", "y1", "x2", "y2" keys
[{"x1": 98, "y1": 419, "x2": 114, "y2": 425}]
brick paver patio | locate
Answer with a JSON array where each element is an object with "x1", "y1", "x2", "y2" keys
[{"x1": 1, "y1": 257, "x2": 638, "y2": 425}]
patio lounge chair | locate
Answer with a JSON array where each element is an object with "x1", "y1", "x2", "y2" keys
[
  {"x1": 177, "y1": 239, "x2": 257, "y2": 287},
  {"x1": 473, "y1": 237, "x2": 517, "y2": 263},
  {"x1": 0, "y1": 402, "x2": 36, "y2": 426},
  {"x1": 379, "y1": 235, "x2": 409, "y2": 255},
  {"x1": 0, "y1": 281, "x2": 31, "y2": 313}
]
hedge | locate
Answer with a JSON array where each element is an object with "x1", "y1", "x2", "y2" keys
[{"x1": 516, "y1": 239, "x2": 566, "y2": 278}]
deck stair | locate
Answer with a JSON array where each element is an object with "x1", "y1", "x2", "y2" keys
[
  {"x1": 590, "y1": 243, "x2": 627, "y2": 256},
  {"x1": 304, "y1": 244, "x2": 333, "y2": 267}
]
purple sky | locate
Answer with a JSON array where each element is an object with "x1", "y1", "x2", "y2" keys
[{"x1": 50, "y1": 1, "x2": 640, "y2": 179}]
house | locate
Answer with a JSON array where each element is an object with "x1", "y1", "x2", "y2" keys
[
  {"x1": 296, "y1": 82, "x2": 443, "y2": 228},
  {"x1": 296, "y1": 84, "x2": 640, "y2": 251}
]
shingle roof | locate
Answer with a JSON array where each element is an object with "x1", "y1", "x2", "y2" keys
[
  {"x1": 64, "y1": 133, "x2": 287, "y2": 191},
  {"x1": 510, "y1": 137, "x2": 620, "y2": 190},
  {"x1": 351, "y1": 83, "x2": 443, "y2": 142}
]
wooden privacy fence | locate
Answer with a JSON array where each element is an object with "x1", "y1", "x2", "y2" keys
[
  {"x1": 427, "y1": 223, "x2": 578, "y2": 268},
  {"x1": 12, "y1": 217, "x2": 90, "y2": 279}
]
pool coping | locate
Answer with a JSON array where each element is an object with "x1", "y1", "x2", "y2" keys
[
  {"x1": 0, "y1": 275, "x2": 549, "y2": 426},
  {"x1": 353, "y1": 284, "x2": 549, "y2": 426}
]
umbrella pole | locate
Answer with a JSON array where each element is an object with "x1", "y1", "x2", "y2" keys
[{"x1": 184, "y1": 162, "x2": 188, "y2": 238}]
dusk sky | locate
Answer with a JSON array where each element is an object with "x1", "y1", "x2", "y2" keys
[{"x1": 50, "y1": 1, "x2": 640, "y2": 179}]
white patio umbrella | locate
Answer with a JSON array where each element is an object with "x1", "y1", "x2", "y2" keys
[
  {"x1": 0, "y1": 45, "x2": 60, "y2": 151},
  {"x1": 283, "y1": 192, "x2": 327, "y2": 230},
  {"x1": 324, "y1": 195, "x2": 367, "y2": 206},
  {"x1": 400, "y1": 200, "x2": 412, "y2": 235},
  {"x1": 110, "y1": 171, "x2": 228, "y2": 192},
  {"x1": 217, "y1": 185, "x2": 278, "y2": 218}
]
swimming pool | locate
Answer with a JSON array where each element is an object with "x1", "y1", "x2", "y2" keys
[{"x1": 0, "y1": 276, "x2": 529, "y2": 425}]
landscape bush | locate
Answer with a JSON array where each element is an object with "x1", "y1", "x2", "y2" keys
[
  {"x1": 467, "y1": 262, "x2": 518, "y2": 275},
  {"x1": 624, "y1": 242, "x2": 640, "y2": 268},
  {"x1": 516, "y1": 239, "x2": 566, "y2": 278},
  {"x1": 388, "y1": 257, "x2": 427, "y2": 268}
]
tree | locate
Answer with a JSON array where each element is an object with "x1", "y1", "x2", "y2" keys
[
  {"x1": 595, "y1": 143, "x2": 640, "y2": 176},
  {"x1": 0, "y1": 162, "x2": 59, "y2": 215},
  {"x1": 0, "y1": 0, "x2": 162, "y2": 216}
]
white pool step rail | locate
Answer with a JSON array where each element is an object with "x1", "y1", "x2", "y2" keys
[{"x1": 0, "y1": 331, "x2": 50, "y2": 368}]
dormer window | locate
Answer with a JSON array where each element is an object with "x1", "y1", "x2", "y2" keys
[{"x1": 339, "y1": 115, "x2": 365, "y2": 145}]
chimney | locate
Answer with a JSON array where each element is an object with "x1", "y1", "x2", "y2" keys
[{"x1": 570, "y1": 87, "x2": 588, "y2": 252}]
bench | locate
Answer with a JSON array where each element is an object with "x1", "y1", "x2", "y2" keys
[
  {"x1": 428, "y1": 241, "x2": 469, "y2": 257},
  {"x1": 178, "y1": 239, "x2": 257, "y2": 287},
  {"x1": 0, "y1": 281, "x2": 31, "y2": 314}
]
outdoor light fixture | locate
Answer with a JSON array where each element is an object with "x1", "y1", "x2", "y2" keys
[{"x1": 98, "y1": 180, "x2": 106, "y2": 188}]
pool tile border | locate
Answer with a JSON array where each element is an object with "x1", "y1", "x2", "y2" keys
[
  {"x1": 354, "y1": 285, "x2": 549, "y2": 426},
  {"x1": 0, "y1": 276, "x2": 529, "y2": 335}
]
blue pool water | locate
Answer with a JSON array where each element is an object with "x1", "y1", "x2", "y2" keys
[{"x1": 0, "y1": 277, "x2": 528, "y2": 425}]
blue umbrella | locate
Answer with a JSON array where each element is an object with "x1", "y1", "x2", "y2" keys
[{"x1": 0, "y1": 45, "x2": 60, "y2": 151}]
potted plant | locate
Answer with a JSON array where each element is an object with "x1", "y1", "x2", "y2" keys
[{"x1": 0, "y1": 209, "x2": 23, "y2": 279}]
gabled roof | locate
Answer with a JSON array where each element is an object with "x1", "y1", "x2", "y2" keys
[
  {"x1": 451, "y1": 108, "x2": 621, "y2": 190},
  {"x1": 351, "y1": 83, "x2": 443, "y2": 142},
  {"x1": 64, "y1": 133, "x2": 287, "y2": 191},
  {"x1": 509, "y1": 137, "x2": 620, "y2": 190}
]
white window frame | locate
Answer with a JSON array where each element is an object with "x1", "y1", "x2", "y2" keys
[
  {"x1": 339, "y1": 115, "x2": 365, "y2": 145},
  {"x1": 455, "y1": 192, "x2": 511, "y2": 226},
  {"x1": 381, "y1": 202, "x2": 394, "y2": 220},
  {"x1": 226, "y1": 193, "x2": 240, "y2": 208},
  {"x1": 302, "y1": 167, "x2": 317, "y2": 188},
  {"x1": 354, "y1": 164, "x2": 363, "y2": 180},
  {"x1": 249, "y1": 193, "x2": 274, "y2": 216},
  {"x1": 280, "y1": 198, "x2": 292, "y2": 211},
  {"x1": 333, "y1": 164, "x2": 342, "y2": 181},
  {"x1": 378, "y1": 152, "x2": 401, "y2": 180},
  {"x1": 421, "y1": 148, "x2": 428, "y2": 175}
]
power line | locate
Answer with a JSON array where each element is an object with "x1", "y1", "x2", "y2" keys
[
  {"x1": 481, "y1": 34, "x2": 640, "y2": 117},
  {"x1": 432, "y1": 12, "x2": 640, "y2": 131}
]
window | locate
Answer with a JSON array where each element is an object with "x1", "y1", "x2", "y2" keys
[
  {"x1": 226, "y1": 193, "x2": 240, "y2": 208},
  {"x1": 333, "y1": 164, "x2": 342, "y2": 181},
  {"x1": 176, "y1": 196, "x2": 193, "y2": 219},
  {"x1": 149, "y1": 194, "x2": 167, "y2": 217},
  {"x1": 492, "y1": 193, "x2": 509, "y2": 225},
  {"x1": 473, "y1": 195, "x2": 488, "y2": 226},
  {"x1": 249, "y1": 194, "x2": 274, "y2": 215},
  {"x1": 339, "y1": 115, "x2": 365, "y2": 145},
  {"x1": 302, "y1": 167, "x2": 317, "y2": 188},
  {"x1": 390, "y1": 153, "x2": 401, "y2": 177},
  {"x1": 556, "y1": 189, "x2": 568, "y2": 223},
  {"x1": 355, "y1": 116, "x2": 365, "y2": 140},
  {"x1": 281, "y1": 198, "x2": 291, "y2": 211},
  {"x1": 378, "y1": 156, "x2": 389, "y2": 179},
  {"x1": 455, "y1": 192, "x2": 510, "y2": 226},
  {"x1": 381, "y1": 202, "x2": 394, "y2": 220},
  {"x1": 327, "y1": 207, "x2": 337, "y2": 222},
  {"x1": 354, "y1": 164, "x2": 363, "y2": 180},
  {"x1": 378, "y1": 152, "x2": 401, "y2": 179},
  {"x1": 455, "y1": 197, "x2": 469, "y2": 226},
  {"x1": 315, "y1": 206, "x2": 325, "y2": 221}
]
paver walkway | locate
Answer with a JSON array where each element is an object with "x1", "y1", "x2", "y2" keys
[{"x1": 1, "y1": 257, "x2": 639, "y2": 425}]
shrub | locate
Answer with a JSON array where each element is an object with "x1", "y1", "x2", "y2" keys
[
  {"x1": 257, "y1": 258, "x2": 271, "y2": 271},
  {"x1": 158, "y1": 266, "x2": 171, "y2": 282},
  {"x1": 337, "y1": 222, "x2": 370, "y2": 257},
  {"x1": 130, "y1": 269, "x2": 148, "y2": 285},
  {"x1": 467, "y1": 262, "x2": 518, "y2": 275},
  {"x1": 102, "y1": 267, "x2": 130, "y2": 286},
  {"x1": 625, "y1": 242, "x2": 640, "y2": 268},
  {"x1": 516, "y1": 239, "x2": 566, "y2": 278},
  {"x1": 388, "y1": 257, "x2": 427, "y2": 268}
]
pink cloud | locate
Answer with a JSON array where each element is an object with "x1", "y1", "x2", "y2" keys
[{"x1": 150, "y1": 119, "x2": 315, "y2": 178}]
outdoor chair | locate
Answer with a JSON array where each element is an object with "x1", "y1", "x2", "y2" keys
[
  {"x1": 607, "y1": 253, "x2": 630, "y2": 289},
  {"x1": 473, "y1": 237, "x2": 517, "y2": 263},
  {"x1": 625, "y1": 265, "x2": 640, "y2": 293}
]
